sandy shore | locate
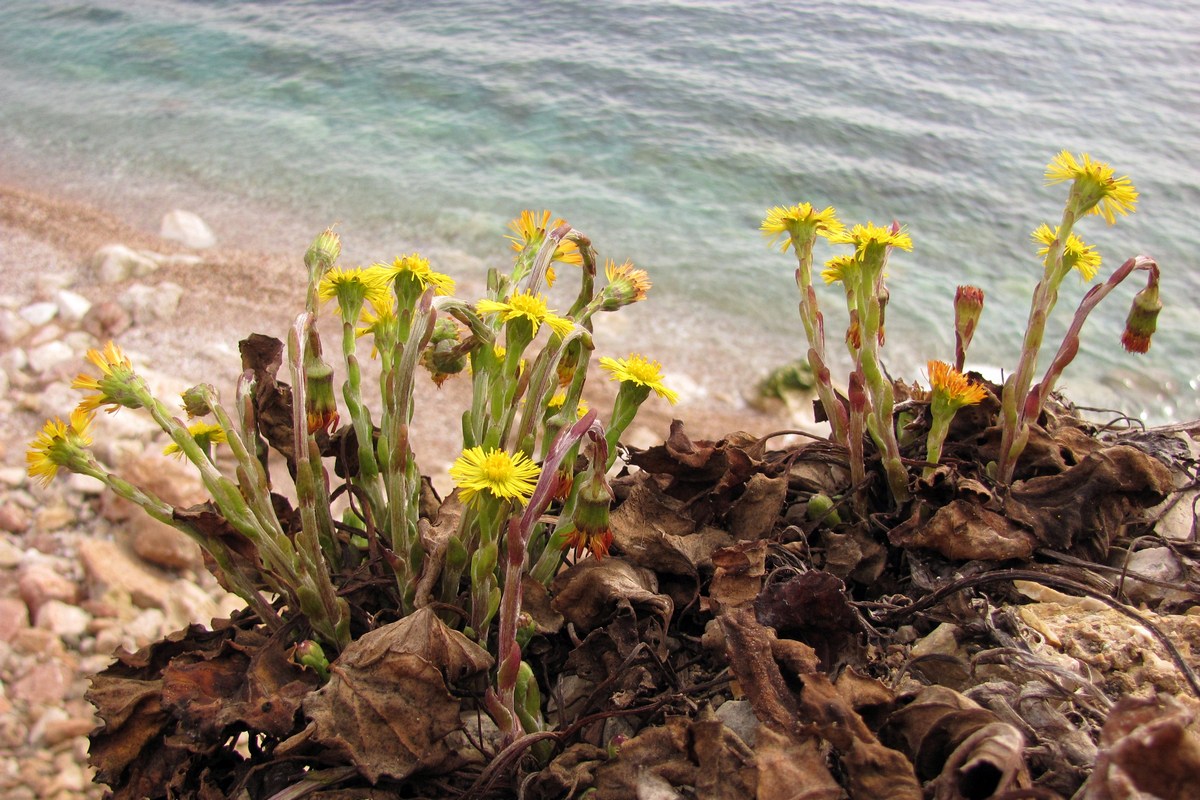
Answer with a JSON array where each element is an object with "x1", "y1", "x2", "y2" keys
[{"x1": 0, "y1": 181, "x2": 809, "y2": 481}]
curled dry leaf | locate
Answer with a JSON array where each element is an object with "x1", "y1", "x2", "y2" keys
[
  {"x1": 1006, "y1": 444, "x2": 1173, "y2": 558},
  {"x1": 303, "y1": 611, "x2": 492, "y2": 783},
  {"x1": 888, "y1": 500, "x2": 1038, "y2": 562},
  {"x1": 1080, "y1": 694, "x2": 1200, "y2": 800},
  {"x1": 755, "y1": 570, "x2": 865, "y2": 672},
  {"x1": 551, "y1": 557, "x2": 673, "y2": 633},
  {"x1": 881, "y1": 685, "x2": 1030, "y2": 798}
]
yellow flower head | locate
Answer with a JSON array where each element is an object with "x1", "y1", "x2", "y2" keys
[
  {"x1": 760, "y1": 203, "x2": 844, "y2": 252},
  {"x1": 600, "y1": 259, "x2": 652, "y2": 310},
  {"x1": 600, "y1": 354, "x2": 680, "y2": 404},
  {"x1": 73, "y1": 341, "x2": 143, "y2": 413},
  {"x1": 27, "y1": 409, "x2": 94, "y2": 487},
  {"x1": 449, "y1": 446, "x2": 541, "y2": 507},
  {"x1": 827, "y1": 222, "x2": 913, "y2": 258},
  {"x1": 1044, "y1": 150, "x2": 1138, "y2": 225},
  {"x1": 928, "y1": 360, "x2": 987, "y2": 410},
  {"x1": 476, "y1": 291, "x2": 574, "y2": 338},
  {"x1": 548, "y1": 391, "x2": 589, "y2": 419},
  {"x1": 507, "y1": 210, "x2": 584, "y2": 272},
  {"x1": 821, "y1": 254, "x2": 861, "y2": 286},
  {"x1": 378, "y1": 253, "x2": 456, "y2": 296},
  {"x1": 1031, "y1": 224, "x2": 1102, "y2": 281},
  {"x1": 318, "y1": 267, "x2": 390, "y2": 315},
  {"x1": 163, "y1": 421, "x2": 228, "y2": 459}
]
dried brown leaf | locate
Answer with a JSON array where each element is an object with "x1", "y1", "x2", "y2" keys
[
  {"x1": 551, "y1": 557, "x2": 673, "y2": 633},
  {"x1": 889, "y1": 499, "x2": 1038, "y2": 561},
  {"x1": 1081, "y1": 694, "x2": 1200, "y2": 800},
  {"x1": 304, "y1": 615, "x2": 490, "y2": 782}
]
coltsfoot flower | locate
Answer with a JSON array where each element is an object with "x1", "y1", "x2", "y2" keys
[
  {"x1": 828, "y1": 222, "x2": 913, "y2": 259},
  {"x1": 1031, "y1": 224, "x2": 1102, "y2": 281},
  {"x1": 450, "y1": 446, "x2": 541, "y2": 507},
  {"x1": 507, "y1": 209, "x2": 583, "y2": 275},
  {"x1": 599, "y1": 260, "x2": 651, "y2": 310},
  {"x1": 318, "y1": 267, "x2": 390, "y2": 316},
  {"x1": 760, "y1": 203, "x2": 844, "y2": 252},
  {"x1": 163, "y1": 421, "x2": 228, "y2": 458},
  {"x1": 377, "y1": 253, "x2": 455, "y2": 296},
  {"x1": 27, "y1": 409, "x2": 95, "y2": 487},
  {"x1": 476, "y1": 291, "x2": 574, "y2": 338},
  {"x1": 73, "y1": 341, "x2": 143, "y2": 413},
  {"x1": 563, "y1": 470, "x2": 614, "y2": 560},
  {"x1": 600, "y1": 354, "x2": 679, "y2": 404},
  {"x1": 929, "y1": 360, "x2": 988, "y2": 410},
  {"x1": 1044, "y1": 151, "x2": 1138, "y2": 225},
  {"x1": 1121, "y1": 280, "x2": 1161, "y2": 354}
]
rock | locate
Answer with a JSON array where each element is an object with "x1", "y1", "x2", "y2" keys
[
  {"x1": 0, "y1": 308, "x2": 32, "y2": 344},
  {"x1": 81, "y1": 299, "x2": 132, "y2": 340},
  {"x1": 77, "y1": 538, "x2": 172, "y2": 610},
  {"x1": 1118, "y1": 546, "x2": 1192, "y2": 607},
  {"x1": 54, "y1": 290, "x2": 91, "y2": 324},
  {"x1": 27, "y1": 323, "x2": 63, "y2": 347},
  {"x1": 40, "y1": 716, "x2": 96, "y2": 747},
  {"x1": 17, "y1": 563, "x2": 79, "y2": 616},
  {"x1": 18, "y1": 302, "x2": 58, "y2": 327},
  {"x1": 130, "y1": 516, "x2": 203, "y2": 571},
  {"x1": 0, "y1": 597, "x2": 31, "y2": 643},
  {"x1": 0, "y1": 466, "x2": 28, "y2": 488},
  {"x1": 34, "y1": 600, "x2": 91, "y2": 639},
  {"x1": 0, "y1": 347, "x2": 29, "y2": 377},
  {"x1": 118, "y1": 281, "x2": 184, "y2": 325},
  {"x1": 25, "y1": 340, "x2": 75, "y2": 376},
  {"x1": 10, "y1": 658, "x2": 73, "y2": 707},
  {"x1": 93, "y1": 243, "x2": 159, "y2": 283},
  {"x1": 65, "y1": 473, "x2": 105, "y2": 496},
  {"x1": 0, "y1": 502, "x2": 30, "y2": 534},
  {"x1": 33, "y1": 503, "x2": 75, "y2": 532},
  {"x1": 160, "y1": 209, "x2": 216, "y2": 249},
  {"x1": 714, "y1": 700, "x2": 759, "y2": 746}
]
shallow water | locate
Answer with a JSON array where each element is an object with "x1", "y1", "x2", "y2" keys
[{"x1": 2, "y1": 0, "x2": 1197, "y2": 422}]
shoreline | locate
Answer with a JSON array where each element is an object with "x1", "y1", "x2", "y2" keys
[{"x1": 0, "y1": 180, "x2": 808, "y2": 481}]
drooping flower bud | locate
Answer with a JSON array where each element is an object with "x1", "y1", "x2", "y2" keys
[
  {"x1": 598, "y1": 260, "x2": 651, "y2": 311},
  {"x1": 953, "y1": 285, "x2": 985, "y2": 371},
  {"x1": 1120, "y1": 278, "x2": 1161, "y2": 354},
  {"x1": 180, "y1": 384, "x2": 215, "y2": 418},
  {"x1": 563, "y1": 461, "x2": 614, "y2": 560},
  {"x1": 292, "y1": 639, "x2": 330, "y2": 680}
]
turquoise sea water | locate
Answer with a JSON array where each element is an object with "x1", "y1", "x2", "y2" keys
[{"x1": 1, "y1": 0, "x2": 1197, "y2": 422}]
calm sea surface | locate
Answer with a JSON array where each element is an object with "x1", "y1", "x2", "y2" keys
[{"x1": 1, "y1": 0, "x2": 1197, "y2": 422}]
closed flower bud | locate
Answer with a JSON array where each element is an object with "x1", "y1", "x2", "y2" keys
[
  {"x1": 305, "y1": 360, "x2": 339, "y2": 434},
  {"x1": 953, "y1": 285, "x2": 985, "y2": 371},
  {"x1": 1121, "y1": 280, "x2": 1161, "y2": 354},
  {"x1": 305, "y1": 228, "x2": 341, "y2": 273},
  {"x1": 181, "y1": 384, "x2": 215, "y2": 418},
  {"x1": 563, "y1": 467, "x2": 614, "y2": 559}
]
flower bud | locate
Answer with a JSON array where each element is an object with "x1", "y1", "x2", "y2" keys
[
  {"x1": 563, "y1": 466, "x2": 614, "y2": 559},
  {"x1": 1121, "y1": 280, "x2": 1161, "y2": 354},
  {"x1": 292, "y1": 639, "x2": 330, "y2": 680},
  {"x1": 953, "y1": 285, "x2": 985, "y2": 371},
  {"x1": 305, "y1": 360, "x2": 339, "y2": 434},
  {"x1": 305, "y1": 228, "x2": 341, "y2": 273},
  {"x1": 181, "y1": 384, "x2": 215, "y2": 418},
  {"x1": 599, "y1": 260, "x2": 651, "y2": 311}
]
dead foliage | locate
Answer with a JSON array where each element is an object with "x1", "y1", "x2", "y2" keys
[{"x1": 89, "y1": 390, "x2": 1200, "y2": 798}]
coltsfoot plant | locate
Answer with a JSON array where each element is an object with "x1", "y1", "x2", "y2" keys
[
  {"x1": 763, "y1": 150, "x2": 1161, "y2": 502},
  {"x1": 28, "y1": 210, "x2": 674, "y2": 741}
]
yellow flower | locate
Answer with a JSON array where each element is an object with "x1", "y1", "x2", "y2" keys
[
  {"x1": 163, "y1": 421, "x2": 228, "y2": 458},
  {"x1": 928, "y1": 361, "x2": 987, "y2": 409},
  {"x1": 1031, "y1": 224, "x2": 1102, "y2": 281},
  {"x1": 27, "y1": 409, "x2": 94, "y2": 487},
  {"x1": 821, "y1": 254, "x2": 860, "y2": 285},
  {"x1": 449, "y1": 446, "x2": 541, "y2": 507},
  {"x1": 548, "y1": 391, "x2": 589, "y2": 419},
  {"x1": 73, "y1": 341, "x2": 143, "y2": 413},
  {"x1": 318, "y1": 267, "x2": 389, "y2": 313},
  {"x1": 476, "y1": 291, "x2": 574, "y2": 337},
  {"x1": 600, "y1": 354, "x2": 680, "y2": 404},
  {"x1": 1044, "y1": 150, "x2": 1137, "y2": 225},
  {"x1": 377, "y1": 253, "x2": 456, "y2": 296},
  {"x1": 827, "y1": 222, "x2": 913, "y2": 258},
  {"x1": 506, "y1": 209, "x2": 583, "y2": 272},
  {"x1": 600, "y1": 260, "x2": 651, "y2": 309},
  {"x1": 760, "y1": 203, "x2": 844, "y2": 252}
]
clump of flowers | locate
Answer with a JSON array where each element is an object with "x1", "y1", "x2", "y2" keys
[
  {"x1": 763, "y1": 149, "x2": 1161, "y2": 502},
  {"x1": 29, "y1": 210, "x2": 675, "y2": 749}
]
